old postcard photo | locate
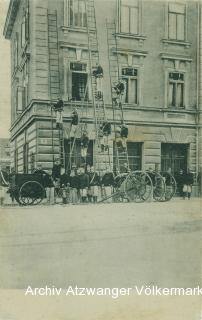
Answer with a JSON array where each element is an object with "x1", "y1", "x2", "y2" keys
[{"x1": 0, "y1": 0, "x2": 201, "y2": 319}]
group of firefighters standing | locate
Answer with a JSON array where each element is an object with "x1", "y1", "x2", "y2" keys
[{"x1": 32, "y1": 160, "x2": 128, "y2": 205}]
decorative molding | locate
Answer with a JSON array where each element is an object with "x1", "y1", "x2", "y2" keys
[
  {"x1": 160, "y1": 53, "x2": 192, "y2": 62},
  {"x1": 59, "y1": 41, "x2": 90, "y2": 51},
  {"x1": 112, "y1": 48, "x2": 148, "y2": 57},
  {"x1": 162, "y1": 39, "x2": 191, "y2": 48}
]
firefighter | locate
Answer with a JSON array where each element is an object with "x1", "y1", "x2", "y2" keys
[
  {"x1": 81, "y1": 131, "x2": 89, "y2": 159},
  {"x1": 52, "y1": 158, "x2": 61, "y2": 197},
  {"x1": 93, "y1": 64, "x2": 104, "y2": 100},
  {"x1": 115, "y1": 123, "x2": 128, "y2": 152},
  {"x1": 100, "y1": 121, "x2": 111, "y2": 152},
  {"x1": 183, "y1": 168, "x2": 194, "y2": 200},
  {"x1": 78, "y1": 166, "x2": 89, "y2": 203},
  {"x1": 101, "y1": 168, "x2": 114, "y2": 202},
  {"x1": 114, "y1": 80, "x2": 125, "y2": 95},
  {"x1": 70, "y1": 108, "x2": 79, "y2": 138},
  {"x1": 60, "y1": 167, "x2": 70, "y2": 204},
  {"x1": 69, "y1": 167, "x2": 79, "y2": 204},
  {"x1": 43, "y1": 169, "x2": 55, "y2": 205},
  {"x1": 89, "y1": 166, "x2": 100, "y2": 203},
  {"x1": 53, "y1": 97, "x2": 64, "y2": 129}
]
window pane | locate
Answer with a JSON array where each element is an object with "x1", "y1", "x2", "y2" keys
[
  {"x1": 168, "y1": 13, "x2": 177, "y2": 39},
  {"x1": 70, "y1": 0, "x2": 74, "y2": 25},
  {"x1": 17, "y1": 88, "x2": 23, "y2": 111},
  {"x1": 79, "y1": 0, "x2": 86, "y2": 27},
  {"x1": 73, "y1": 0, "x2": 79, "y2": 26},
  {"x1": 72, "y1": 73, "x2": 88, "y2": 101},
  {"x1": 130, "y1": 7, "x2": 138, "y2": 34},
  {"x1": 21, "y1": 21, "x2": 25, "y2": 47},
  {"x1": 122, "y1": 0, "x2": 138, "y2": 7},
  {"x1": 177, "y1": 14, "x2": 185, "y2": 40},
  {"x1": 130, "y1": 78, "x2": 138, "y2": 104},
  {"x1": 121, "y1": 6, "x2": 129, "y2": 33},
  {"x1": 177, "y1": 83, "x2": 184, "y2": 108},
  {"x1": 169, "y1": 3, "x2": 185, "y2": 14},
  {"x1": 122, "y1": 78, "x2": 128, "y2": 103},
  {"x1": 168, "y1": 83, "x2": 175, "y2": 106}
]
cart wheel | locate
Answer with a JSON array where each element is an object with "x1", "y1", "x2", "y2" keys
[
  {"x1": 123, "y1": 171, "x2": 153, "y2": 203},
  {"x1": 160, "y1": 172, "x2": 177, "y2": 201},
  {"x1": 152, "y1": 172, "x2": 166, "y2": 202},
  {"x1": 19, "y1": 181, "x2": 45, "y2": 206}
]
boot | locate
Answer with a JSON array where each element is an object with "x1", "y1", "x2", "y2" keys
[{"x1": 188, "y1": 192, "x2": 191, "y2": 200}]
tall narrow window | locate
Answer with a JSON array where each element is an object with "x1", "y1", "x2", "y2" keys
[
  {"x1": 21, "y1": 8, "x2": 29, "y2": 47},
  {"x1": 122, "y1": 67, "x2": 138, "y2": 104},
  {"x1": 14, "y1": 34, "x2": 18, "y2": 69},
  {"x1": 16, "y1": 87, "x2": 23, "y2": 113},
  {"x1": 23, "y1": 142, "x2": 29, "y2": 173},
  {"x1": 168, "y1": 72, "x2": 184, "y2": 108},
  {"x1": 22, "y1": 61, "x2": 29, "y2": 108},
  {"x1": 120, "y1": 0, "x2": 139, "y2": 34},
  {"x1": 69, "y1": 0, "x2": 87, "y2": 28},
  {"x1": 70, "y1": 62, "x2": 88, "y2": 101},
  {"x1": 168, "y1": 3, "x2": 185, "y2": 41}
]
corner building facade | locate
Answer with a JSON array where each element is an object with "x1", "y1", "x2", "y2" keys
[{"x1": 3, "y1": 0, "x2": 201, "y2": 182}]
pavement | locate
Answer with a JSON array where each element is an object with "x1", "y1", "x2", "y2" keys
[{"x1": 0, "y1": 198, "x2": 201, "y2": 319}]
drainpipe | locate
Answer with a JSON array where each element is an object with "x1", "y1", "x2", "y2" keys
[{"x1": 196, "y1": 1, "x2": 200, "y2": 178}]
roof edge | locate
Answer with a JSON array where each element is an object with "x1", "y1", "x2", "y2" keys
[{"x1": 3, "y1": 0, "x2": 20, "y2": 40}]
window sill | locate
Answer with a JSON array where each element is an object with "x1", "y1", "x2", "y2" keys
[
  {"x1": 167, "y1": 106, "x2": 186, "y2": 110},
  {"x1": 116, "y1": 33, "x2": 146, "y2": 42},
  {"x1": 162, "y1": 39, "x2": 191, "y2": 48},
  {"x1": 61, "y1": 26, "x2": 90, "y2": 33}
]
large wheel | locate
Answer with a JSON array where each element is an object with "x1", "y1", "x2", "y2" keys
[
  {"x1": 19, "y1": 181, "x2": 46, "y2": 206},
  {"x1": 160, "y1": 172, "x2": 177, "y2": 201},
  {"x1": 151, "y1": 172, "x2": 166, "y2": 202},
  {"x1": 123, "y1": 171, "x2": 153, "y2": 203}
]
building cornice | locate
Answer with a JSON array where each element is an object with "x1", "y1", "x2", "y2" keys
[
  {"x1": 160, "y1": 52, "x2": 192, "y2": 62},
  {"x1": 3, "y1": 0, "x2": 20, "y2": 39}
]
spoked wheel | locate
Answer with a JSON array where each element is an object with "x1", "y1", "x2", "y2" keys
[
  {"x1": 160, "y1": 172, "x2": 177, "y2": 201},
  {"x1": 123, "y1": 171, "x2": 153, "y2": 203},
  {"x1": 19, "y1": 181, "x2": 46, "y2": 206},
  {"x1": 151, "y1": 172, "x2": 166, "y2": 202}
]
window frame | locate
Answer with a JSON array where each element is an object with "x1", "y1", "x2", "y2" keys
[
  {"x1": 14, "y1": 33, "x2": 18, "y2": 69},
  {"x1": 121, "y1": 66, "x2": 139, "y2": 105},
  {"x1": 21, "y1": 7, "x2": 29, "y2": 48},
  {"x1": 69, "y1": 61, "x2": 89, "y2": 101},
  {"x1": 68, "y1": 0, "x2": 87, "y2": 29},
  {"x1": 165, "y1": 2, "x2": 187, "y2": 42},
  {"x1": 167, "y1": 71, "x2": 186, "y2": 109},
  {"x1": 118, "y1": 0, "x2": 142, "y2": 35}
]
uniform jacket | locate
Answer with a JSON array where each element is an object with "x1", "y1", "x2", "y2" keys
[
  {"x1": 184, "y1": 172, "x2": 194, "y2": 185},
  {"x1": 43, "y1": 174, "x2": 55, "y2": 188},
  {"x1": 78, "y1": 173, "x2": 89, "y2": 189},
  {"x1": 89, "y1": 172, "x2": 100, "y2": 186},
  {"x1": 71, "y1": 112, "x2": 79, "y2": 125},
  {"x1": 101, "y1": 172, "x2": 114, "y2": 186},
  {"x1": 81, "y1": 135, "x2": 89, "y2": 148},
  {"x1": 60, "y1": 173, "x2": 70, "y2": 187},
  {"x1": 52, "y1": 164, "x2": 61, "y2": 180}
]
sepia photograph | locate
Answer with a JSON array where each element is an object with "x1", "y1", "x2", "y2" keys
[{"x1": 0, "y1": 0, "x2": 201, "y2": 319}]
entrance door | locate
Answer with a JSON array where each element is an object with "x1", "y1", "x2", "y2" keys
[{"x1": 161, "y1": 143, "x2": 188, "y2": 174}]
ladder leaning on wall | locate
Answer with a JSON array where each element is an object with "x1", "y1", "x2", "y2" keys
[
  {"x1": 85, "y1": 0, "x2": 112, "y2": 173},
  {"x1": 106, "y1": 20, "x2": 130, "y2": 173},
  {"x1": 47, "y1": 10, "x2": 65, "y2": 166}
]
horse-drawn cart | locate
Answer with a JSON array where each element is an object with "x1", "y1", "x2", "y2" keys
[{"x1": 10, "y1": 173, "x2": 46, "y2": 206}]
